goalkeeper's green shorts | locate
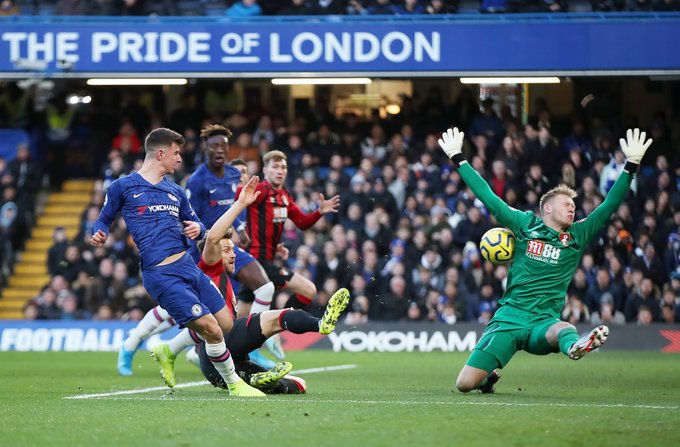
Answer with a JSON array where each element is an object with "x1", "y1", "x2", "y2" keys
[{"x1": 466, "y1": 306, "x2": 561, "y2": 372}]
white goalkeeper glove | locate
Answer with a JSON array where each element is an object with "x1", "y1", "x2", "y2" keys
[
  {"x1": 437, "y1": 127, "x2": 465, "y2": 159},
  {"x1": 619, "y1": 128, "x2": 653, "y2": 164}
]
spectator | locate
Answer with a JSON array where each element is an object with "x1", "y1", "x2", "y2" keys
[
  {"x1": 46, "y1": 227, "x2": 69, "y2": 277},
  {"x1": 624, "y1": 277, "x2": 661, "y2": 323},
  {"x1": 632, "y1": 241, "x2": 667, "y2": 287},
  {"x1": 584, "y1": 267, "x2": 625, "y2": 312},
  {"x1": 111, "y1": 120, "x2": 142, "y2": 160},
  {"x1": 0, "y1": 199, "x2": 17, "y2": 282},
  {"x1": 426, "y1": 0, "x2": 455, "y2": 13},
  {"x1": 117, "y1": 0, "x2": 146, "y2": 15},
  {"x1": 344, "y1": 295, "x2": 369, "y2": 324},
  {"x1": 279, "y1": 0, "x2": 314, "y2": 14},
  {"x1": 562, "y1": 294, "x2": 590, "y2": 324},
  {"x1": 660, "y1": 285, "x2": 680, "y2": 323},
  {"x1": 590, "y1": 293, "x2": 625, "y2": 326},
  {"x1": 0, "y1": 0, "x2": 19, "y2": 15},
  {"x1": 227, "y1": 0, "x2": 262, "y2": 16},
  {"x1": 599, "y1": 149, "x2": 632, "y2": 196},
  {"x1": 469, "y1": 97, "x2": 505, "y2": 152},
  {"x1": 8, "y1": 144, "x2": 41, "y2": 216},
  {"x1": 373, "y1": 275, "x2": 410, "y2": 321}
]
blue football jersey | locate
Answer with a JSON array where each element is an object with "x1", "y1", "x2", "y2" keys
[
  {"x1": 94, "y1": 173, "x2": 205, "y2": 270},
  {"x1": 186, "y1": 163, "x2": 245, "y2": 230}
]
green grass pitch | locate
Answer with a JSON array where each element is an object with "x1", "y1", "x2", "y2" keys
[{"x1": 0, "y1": 350, "x2": 678, "y2": 447}]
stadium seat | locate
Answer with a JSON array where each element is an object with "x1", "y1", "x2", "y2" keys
[{"x1": 0, "y1": 129, "x2": 29, "y2": 162}]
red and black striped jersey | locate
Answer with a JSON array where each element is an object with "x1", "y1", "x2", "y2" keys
[
  {"x1": 197, "y1": 256, "x2": 236, "y2": 318},
  {"x1": 237, "y1": 180, "x2": 321, "y2": 261}
]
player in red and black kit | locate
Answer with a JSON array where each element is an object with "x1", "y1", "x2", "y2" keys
[
  {"x1": 152, "y1": 175, "x2": 349, "y2": 392},
  {"x1": 236, "y1": 150, "x2": 340, "y2": 314}
]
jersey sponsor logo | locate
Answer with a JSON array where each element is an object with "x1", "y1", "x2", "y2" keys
[
  {"x1": 231, "y1": 184, "x2": 237, "y2": 193},
  {"x1": 559, "y1": 232, "x2": 571, "y2": 246},
  {"x1": 137, "y1": 203, "x2": 180, "y2": 217},
  {"x1": 526, "y1": 240, "x2": 562, "y2": 264},
  {"x1": 167, "y1": 193, "x2": 179, "y2": 202},
  {"x1": 191, "y1": 304, "x2": 203, "y2": 316},
  {"x1": 273, "y1": 206, "x2": 288, "y2": 223},
  {"x1": 209, "y1": 188, "x2": 217, "y2": 194},
  {"x1": 208, "y1": 198, "x2": 234, "y2": 207},
  {"x1": 104, "y1": 193, "x2": 108, "y2": 206},
  {"x1": 133, "y1": 192, "x2": 144, "y2": 198}
]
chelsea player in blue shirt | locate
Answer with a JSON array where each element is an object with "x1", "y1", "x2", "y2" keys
[{"x1": 92, "y1": 127, "x2": 263, "y2": 397}]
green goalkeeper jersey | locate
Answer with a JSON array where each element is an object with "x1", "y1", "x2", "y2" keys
[{"x1": 458, "y1": 162, "x2": 632, "y2": 318}]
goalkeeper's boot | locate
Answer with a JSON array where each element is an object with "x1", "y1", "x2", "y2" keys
[
  {"x1": 249, "y1": 361, "x2": 293, "y2": 388},
  {"x1": 151, "y1": 343, "x2": 177, "y2": 388},
  {"x1": 264, "y1": 333, "x2": 286, "y2": 361},
  {"x1": 568, "y1": 325, "x2": 609, "y2": 360},
  {"x1": 117, "y1": 344, "x2": 137, "y2": 376},
  {"x1": 228, "y1": 378, "x2": 266, "y2": 397},
  {"x1": 249, "y1": 349, "x2": 277, "y2": 369},
  {"x1": 478, "y1": 370, "x2": 500, "y2": 394},
  {"x1": 319, "y1": 288, "x2": 350, "y2": 335},
  {"x1": 185, "y1": 346, "x2": 201, "y2": 368}
]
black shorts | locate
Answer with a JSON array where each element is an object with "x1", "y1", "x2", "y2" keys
[{"x1": 237, "y1": 259, "x2": 294, "y2": 303}]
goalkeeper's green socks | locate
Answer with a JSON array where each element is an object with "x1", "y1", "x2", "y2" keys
[{"x1": 557, "y1": 327, "x2": 579, "y2": 355}]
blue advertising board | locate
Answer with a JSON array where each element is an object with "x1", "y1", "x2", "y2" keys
[
  {"x1": 0, "y1": 320, "x2": 677, "y2": 352},
  {"x1": 0, "y1": 14, "x2": 679, "y2": 77},
  {"x1": 0, "y1": 320, "x2": 180, "y2": 352}
]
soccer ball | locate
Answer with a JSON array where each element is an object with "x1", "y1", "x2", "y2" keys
[{"x1": 479, "y1": 227, "x2": 516, "y2": 264}]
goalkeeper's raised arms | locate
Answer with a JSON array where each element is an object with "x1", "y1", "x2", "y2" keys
[
  {"x1": 437, "y1": 127, "x2": 465, "y2": 159},
  {"x1": 620, "y1": 128, "x2": 653, "y2": 165}
]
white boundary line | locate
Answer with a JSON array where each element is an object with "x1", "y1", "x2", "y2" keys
[
  {"x1": 64, "y1": 364, "x2": 358, "y2": 400},
  {"x1": 67, "y1": 396, "x2": 678, "y2": 411}
]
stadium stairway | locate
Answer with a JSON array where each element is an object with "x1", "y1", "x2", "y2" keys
[{"x1": 0, "y1": 179, "x2": 94, "y2": 319}]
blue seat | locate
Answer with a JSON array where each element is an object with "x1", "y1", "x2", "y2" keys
[{"x1": 0, "y1": 129, "x2": 29, "y2": 162}]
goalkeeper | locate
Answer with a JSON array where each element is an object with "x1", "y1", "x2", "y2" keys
[{"x1": 438, "y1": 127, "x2": 652, "y2": 393}]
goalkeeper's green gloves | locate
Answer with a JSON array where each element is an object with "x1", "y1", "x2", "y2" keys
[
  {"x1": 437, "y1": 127, "x2": 465, "y2": 160},
  {"x1": 620, "y1": 128, "x2": 653, "y2": 165}
]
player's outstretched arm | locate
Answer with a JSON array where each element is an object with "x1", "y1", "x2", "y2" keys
[
  {"x1": 203, "y1": 176, "x2": 261, "y2": 264},
  {"x1": 585, "y1": 128, "x2": 653, "y2": 231},
  {"x1": 437, "y1": 127, "x2": 523, "y2": 228}
]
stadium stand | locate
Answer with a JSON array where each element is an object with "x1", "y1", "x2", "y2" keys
[
  {"x1": 0, "y1": 179, "x2": 93, "y2": 318},
  {"x1": 0, "y1": 10, "x2": 678, "y2": 325}
]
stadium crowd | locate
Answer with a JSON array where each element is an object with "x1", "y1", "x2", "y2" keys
[
  {"x1": 1, "y1": 79, "x2": 680, "y2": 326},
  {"x1": 0, "y1": 0, "x2": 677, "y2": 17}
]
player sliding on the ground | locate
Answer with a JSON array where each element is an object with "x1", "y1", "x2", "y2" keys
[
  {"x1": 438, "y1": 127, "x2": 652, "y2": 393},
  {"x1": 118, "y1": 175, "x2": 350, "y2": 392}
]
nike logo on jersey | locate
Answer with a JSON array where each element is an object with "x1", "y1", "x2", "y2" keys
[
  {"x1": 209, "y1": 188, "x2": 217, "y2": 194},
  {"x1": 133, "y1": 193, "x2": 144, "y2": 198}
]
